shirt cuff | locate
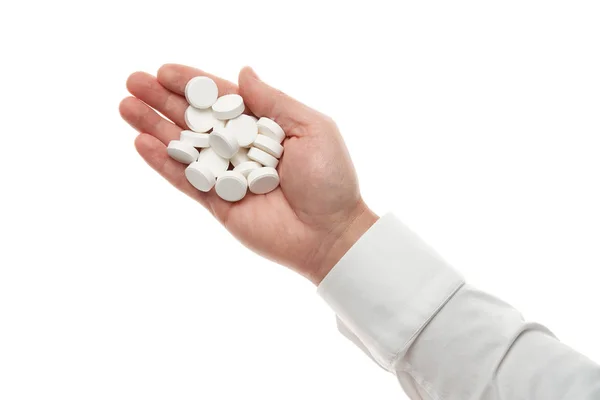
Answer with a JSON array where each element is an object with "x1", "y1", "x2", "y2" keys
[{"x1": 317, "y1": 213, "x2": 465, "y2": 371}]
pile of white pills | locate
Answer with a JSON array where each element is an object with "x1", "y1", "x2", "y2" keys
[{"x1": 166, "y1": 76, "x2": 285, "y2": 202}]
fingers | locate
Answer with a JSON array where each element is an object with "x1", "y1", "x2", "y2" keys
[
  {"x1": 157, "y1": 63, "x2": 239, "y2": 96},
  {"x1": 238, "y1": 67, "x2": 317, "y2": 136},
  {"x1": 125, "y1": 65, "x2": 240, "y2": 135},
  {"x1": 126, "y1": 72, "x2": 188, "y2": 128},
  {"x1": 127, "y1": 64, "x2": 320, "y2": 143},
  {"x1": 119, "y1": 97, "x2": 180, "y2": 145},
  {"x1": 134, "y1": 134, "x2": 232, "y2": 216}
]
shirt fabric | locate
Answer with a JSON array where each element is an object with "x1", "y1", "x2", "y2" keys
[{"x1": 318, "y1": 213, "x2": 600, "y2": 399}]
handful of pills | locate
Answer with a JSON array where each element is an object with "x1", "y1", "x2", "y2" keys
[{"x1": 166, "y1": 76, "x2": 285, "y2": 202}]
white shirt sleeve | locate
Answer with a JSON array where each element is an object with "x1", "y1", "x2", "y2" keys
[{"x1": 318, "y1": 213, "x2": 600, "y2": 399}]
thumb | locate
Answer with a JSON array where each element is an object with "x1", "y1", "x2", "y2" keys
[{"x1": 238, "y1": 66, "x2": 317, "y2": 136}]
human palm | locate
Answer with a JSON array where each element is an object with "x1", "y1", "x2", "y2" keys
[{"x1": 119, "y1": 64, "x2": 377, "y2": 283}]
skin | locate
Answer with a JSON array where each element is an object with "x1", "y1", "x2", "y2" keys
[{"x1": 119, "y1": 64, "x2": 378, "y2": 284}]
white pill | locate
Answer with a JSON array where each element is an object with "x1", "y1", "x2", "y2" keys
[
  {"x1": 233, "y1": 161, "x2": 262, "y2": 178},
  {"x1": 180, "y1": 130, "x2": 210, "y2": 148},
  {"x1": 209, "y1": 126, "x2": 240, "y2": 159},
  {"x1": 247, "y1": 147, "x2": 279, "y2": 168},
  {"x1": 185, "y1": 76, "x2": 218, "y2": 109},
  {"x1": 167, "y1": 140, "x2": 199, "y2": 164},
  {"x1": 226, "y1": 114, "x2": 258, "y2": 147},
  {"x1": 212, "y1": 94, "x2": 245, "y2": 120},
  {"x1": 229, "y1": 148, "x2": 250, "y2": 167},
  {"x1": 257, "y1": 117, "x2": 285, "y2": 143},
  {"x1": 197, "y1": 147, "x2": 229, "y2": 176},
  {"x1": 215, "y1": 171, "x2": 248, "y2": 202},
  {"x1": 252, "y1": 134, "x2": 284, "y2": 158},
  {"x1": 185, "y1": 162, "x2": 216, "y2": 192},
  {"x1": 248, "y1": 167, "x2": 280, "y2": 195},
  {"x1": 185, "y1": 106, "x2": 220, "y2": 133}
]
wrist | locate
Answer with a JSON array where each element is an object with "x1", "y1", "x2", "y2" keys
[{"x1": 310, "y1": 203, "x2": 379, "y2": 285}]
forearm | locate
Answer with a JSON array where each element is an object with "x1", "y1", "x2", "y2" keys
[
  {"x1": 319, "y1": 213, "x2": 600, "y2": 399},
  {"x1": 399, "y1": 284, "x2": 600, "y2": 399}
]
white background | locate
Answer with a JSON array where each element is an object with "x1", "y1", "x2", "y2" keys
[{"x1": 1, "y1": 1, "x2": 599, "y2": 399}]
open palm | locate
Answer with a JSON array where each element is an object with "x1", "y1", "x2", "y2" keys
[{"x1": 119, "y1": 64, "x2": 376, "y2": 283}]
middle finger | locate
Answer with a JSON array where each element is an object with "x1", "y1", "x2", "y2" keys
[{"x1": 126, "y1": 71, "x2": 188, "y2": 129}]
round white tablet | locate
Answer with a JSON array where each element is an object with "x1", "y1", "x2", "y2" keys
[
  {"x1": 229, "y1": 148, "x2": 250, "y2": 167},
  {"x1": 185, "y1": 106, "x2": 219, "y2": 133},
  {"x1": 247, "y1": 147, "x2": 279, "y2": 168},
  {"x1": 167, "y1": 140, "x2": 199, "y2": 164},
  {"x1": 233, "y1": 161, "x2": 261, "y2": 178},
  {"x1": 248, "y1": 167, "x2": 280, "y2": 195},
  {"x1": 180, "y1": 130, "x2": 210, "y2": 148},
  {"x1": 197, "y1": 148, "x2": 229, "y2": 176},
  {"x1": 226, "y1": 114, "x2": 258, "y2": 147},
  {"x1": 253, "y1": 134, "x2": 284, "y2": 158},
  {"x1": 257, "y1": 117, "x2": 285, "y2": 143},
  {"x1": 215, "y1": 171, "x2": 248, "y2": 202},
  {"x1": 185, "y1": 76, "x2": 218, "y2": 109},
  {"x1": 185, "y1": 162, "x2": 216, "y2": 192},
  {"x1": 212, "y1": 94, "x2": 245, "y2": 120},
  {"x1": 209, "y1": 127, "x2": 240, "y2": 159}
]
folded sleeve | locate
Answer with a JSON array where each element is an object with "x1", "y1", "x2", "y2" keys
[{"x1": 318, "y1": 213, "x2": 600, "y2": 399}]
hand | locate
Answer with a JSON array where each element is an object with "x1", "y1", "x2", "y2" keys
[{"x1": 119, "y1": 64, "x2": 378, "y2": 284}]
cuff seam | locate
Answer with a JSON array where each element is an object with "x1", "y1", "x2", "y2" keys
[{"x1": 391, "y1": 279, "x2": 466, "y2": 369}]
